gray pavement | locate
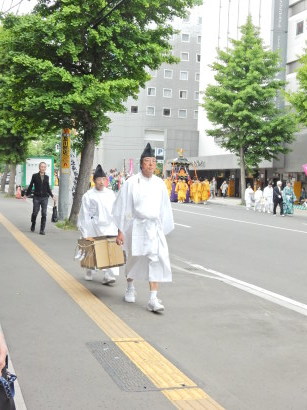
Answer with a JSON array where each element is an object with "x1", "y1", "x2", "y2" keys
[{"x1": 0, "y1": 192, "x2": 307, "y2": 409}]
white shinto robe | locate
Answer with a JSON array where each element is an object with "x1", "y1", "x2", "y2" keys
[
  {"x1": 78, "y1": 187, "x2": 119, "y2": 275},
  {"x1": 263, "y1": 186, "x2": 273, "y2": 212},
  {"x1": 245, "y1": 187, "x2": 254, "y2": 209},
  {"x1": 112, "y1": 172, "x2": 174, "y2": 282}
]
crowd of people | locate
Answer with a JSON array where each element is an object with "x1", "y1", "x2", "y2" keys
[
  {"x1": 244, "y1": 180, "x2": 303, "y2": 216},
  {"x1": 164, "y1": 176, "x2": 229, "y2": 204}
]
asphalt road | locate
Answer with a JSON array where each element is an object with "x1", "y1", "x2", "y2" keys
[{"x1": 0, "y1": 194, "x2": 306, "y2": 410}]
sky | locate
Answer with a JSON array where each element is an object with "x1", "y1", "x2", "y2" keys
[{"x1": 1, "y1": 0, "x2": 37, "y2": 15}]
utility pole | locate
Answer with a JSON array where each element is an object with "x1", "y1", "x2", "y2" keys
[{"x1": 58, "y1": 128, "x2": 71, "y2": 220}]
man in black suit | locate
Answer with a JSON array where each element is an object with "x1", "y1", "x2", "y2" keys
[
  {"x1": 273, "y1": 180, "x2": 284, "y2": 216},
  {"x1": 26, "y1": 162, "x2": 56, "y2": 234}
]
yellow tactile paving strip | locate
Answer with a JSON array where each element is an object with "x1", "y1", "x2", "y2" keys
[{"x1": 0, "y1": 212, "x2": 224, "y2": 409}]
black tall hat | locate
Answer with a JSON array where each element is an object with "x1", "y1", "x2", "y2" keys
[
  {"x1": 93, "y1": 164, "x2": 106, "y2": 180},
  {"x1": 140, "y1": 143, "x2": 155, "y2": 161}
]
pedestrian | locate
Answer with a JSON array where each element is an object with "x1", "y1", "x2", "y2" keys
[
  {"x1": 26, "y1": 162, "x2": 56, "y2": 235},
  {"x1": 113, "y1": 143, "x2": 174, "y2": 313},
  {"x1": 254, "y1": 187, "x2": 263, "y2": 212},
  {"x1": 201, "y1": 178, "x2": 210, "y2": 204},
  {"x1": 220, "y1": 180, "x2": 228, "y2": 198},
  {"x1": 77, "y1": 165, "x2": 119, "y2": 284},
  {"x1": 299, "y1": 187, "x2": 307, "y2": 205},
  {"x1": 273, "y1": 180, "x2": 284, "y2": 216},
  {"x1": 282, "y1": 181, "x2": 296, "y2": 216},
  {"x1": 210, "y1": 177, "x2": 217, "y2": 199},
  {"x1": 164, "y1": 176, "x2": 172, "y2": 199},
  {"x1": 190, "y1": 178, "x2": 202, "y2": 204},
  {"x1": 244, "y1": 183, "x2": 254, "y2": 210},
  {"x1": 263, "y1": 182, "x2": 273, "y2": 213},
  {"x1": 0, "y1": 332, "x2": 16, "y2": 410},
  {"x1": 175, "y1": 177, "x2": 188, "y2": 203}
]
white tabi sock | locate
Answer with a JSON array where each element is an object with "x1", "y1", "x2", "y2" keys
[{"x1": 150, "y1": 290, "x2": 158, "y2": 300}]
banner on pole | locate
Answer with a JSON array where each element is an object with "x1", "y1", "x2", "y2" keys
[{"x1": 61, "y1": 128, "x2": 71, "y2": 174}]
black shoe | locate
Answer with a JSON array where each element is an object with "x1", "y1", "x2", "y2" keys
[
  {"x1": 31, "y1": 223, "x2": 35, "y2": 232},
  {"x1": 39, "y1": 230, "x2": 45, "y2": 235}
]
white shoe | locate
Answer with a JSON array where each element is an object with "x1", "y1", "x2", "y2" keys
[
  {"x1": 102, "y1": 271, "x2": 116, "y2": 285},
  {"x1": 124, "y1": 287, "x2": 136, "y2": 303},
  {"x1": 84, "y1": 270, "x2": 93, "y2": 281},
  {"x1": 147, "y1": 298, "x2": 165, "y2": 312}
]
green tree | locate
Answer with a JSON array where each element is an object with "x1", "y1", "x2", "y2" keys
[
  {"x1": 287, "y1": 53, "x2": 307, "y2": 127},
  {"x1": 202, "y1": 17, "x2": 297, "y2": 202},
  {"x1": 0, "y1": 0, "x2": 199, "y2": 222},
  {"x1": 28, "y1": 134, "x2": 61, "y2": 167}
]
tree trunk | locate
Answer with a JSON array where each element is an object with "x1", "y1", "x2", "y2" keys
[
  {"x1": 0, "y1": 164, "x2": 9, "y2": 192},
  {"x1": 69, "y1": 136, "x2": 96, "y2": 225},
  {"x1": 239, "y1": 147, "x2": 246, "y2": 205},
  {"x1": 8, "y1": 164, "x2": 17, "y2": 196}
]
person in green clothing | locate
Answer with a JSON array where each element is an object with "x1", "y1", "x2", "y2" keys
[{"x1": 282, "y1": 181, "x2": 296, "y2": 215}]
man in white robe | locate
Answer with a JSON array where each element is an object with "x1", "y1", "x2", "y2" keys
[
  {"x1": 113, "y1": 143, "x2": 174, "y2": 313},
  {"x1": 78, "y1": 165, "x2": 119, "y2": 284},
  {"x1": 254, "y1": 187, "x2": 263, "y2": 212},
  {"x1": 263, "y1": 182, "x2": 273, "y2": 213},
  {"x1": 244, "y1": 184, "x2": 254, "y2": 210}
]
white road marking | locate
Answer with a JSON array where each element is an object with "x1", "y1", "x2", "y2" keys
[
  {"x1": 174, "y1": 223, "x2": 191, "y2": 228},
  {"x1": 171, "y1": 259, "x2": 307, "y2": 317},
  {"x1": 172, "y1": 208, "x2": 307, "y2": 235}
]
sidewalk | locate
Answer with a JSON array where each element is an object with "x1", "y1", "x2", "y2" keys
[
  {"x1": 0, "y1": 193, "x2": 179, "y2": 410},
  {"x1": 207, "y1": 196, "x2": 307, "y2": 215},
  {"x1": 207, "y1": 196, "x2": 242, "y2": 206}
]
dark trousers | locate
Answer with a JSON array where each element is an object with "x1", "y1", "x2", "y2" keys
[
  {"x1": 31, "y1": 196, "x2": 49, "y2": 230},
  {"x1": 273, "y1": 200, "x2": 283, "y2": 215}
]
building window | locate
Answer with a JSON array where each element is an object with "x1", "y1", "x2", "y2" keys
[
  {"x1": 181, "y1": 33, "x2": 190, "y2": 42},
  {"x1": 147, "y1": 87, "x2": 156, "y2": 96},
  {"x1": 290, "y1": 0, "x2": 307, "y2": 17},
  {"x1": 180, "y1": 71, "x2": 189, "y2": 80},
  {"x1": 163, "y1": 108, "x2": 171, "y2": 117},
  {"x1": 198, "y1": 17, "x2": 202, "y2": 25},
  {"x1": 181, "y1": 52, "x2": 189, "y2": 61},
  {"x1": 163, "y1": 88, "x2": 172, "y2": 98},
  {"x1": 194, "y1": 91, "x2": 200, "y2": 100},
  {"x1": 197, "y1": 35, "x2": 202, "y2": 44},
  {"x1": 296, "y1": 21, "x2": 304, "y2": 35},
  {"x1": 195, "y1": 72, "x2": 200, "y2": 81},
  {"x1": 131, "y1": 106, "x2": 138, "y2": 113},
  {"x1": 179, "y1": 90, "x2": 188, "y2": 99},
  {"x1": 146, "y1": 106, "x2": 155, "y2": 116},
  {"x1": 196, "y1": 54, "x2": 201, "y2": 63},
  {"x1": 178, "y1": 109, "x2": 187, "y2": 118},
  {"x1": 164, "y1": 69, "x2": 173, "y2": 79},
  {"x1": 194, "y1": 110, "x2": 198, "y2": 119}
]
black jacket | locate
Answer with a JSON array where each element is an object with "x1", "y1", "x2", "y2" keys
[
  {"x1": 26, "y1": 173, "x2": 53, "y2": 198},
  {"x1": 273, "y1": 186, "x2": 283, "y2": 202}
]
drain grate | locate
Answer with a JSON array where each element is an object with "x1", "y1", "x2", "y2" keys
[{"x1": 87, "y1": 341, "x2": 159, "y2": 392}]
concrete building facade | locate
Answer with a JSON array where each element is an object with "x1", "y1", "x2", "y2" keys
[
  {"x1": 193, "y1": 0, "x2": 307, "y2": 194},
  {"x1": 96, "y1": 7, "x2": 202, "y2": 174}
]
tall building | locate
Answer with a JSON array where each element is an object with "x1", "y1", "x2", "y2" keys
[
  {"x1": 186, "y1": 0, "x2": 307, "y2": 196},
  {"x1": 283, "y1": 0, "x2": 307, "y2": 181},
  {"x1": 96, "y1": 6, "x2": 203, "y2": 174}
]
